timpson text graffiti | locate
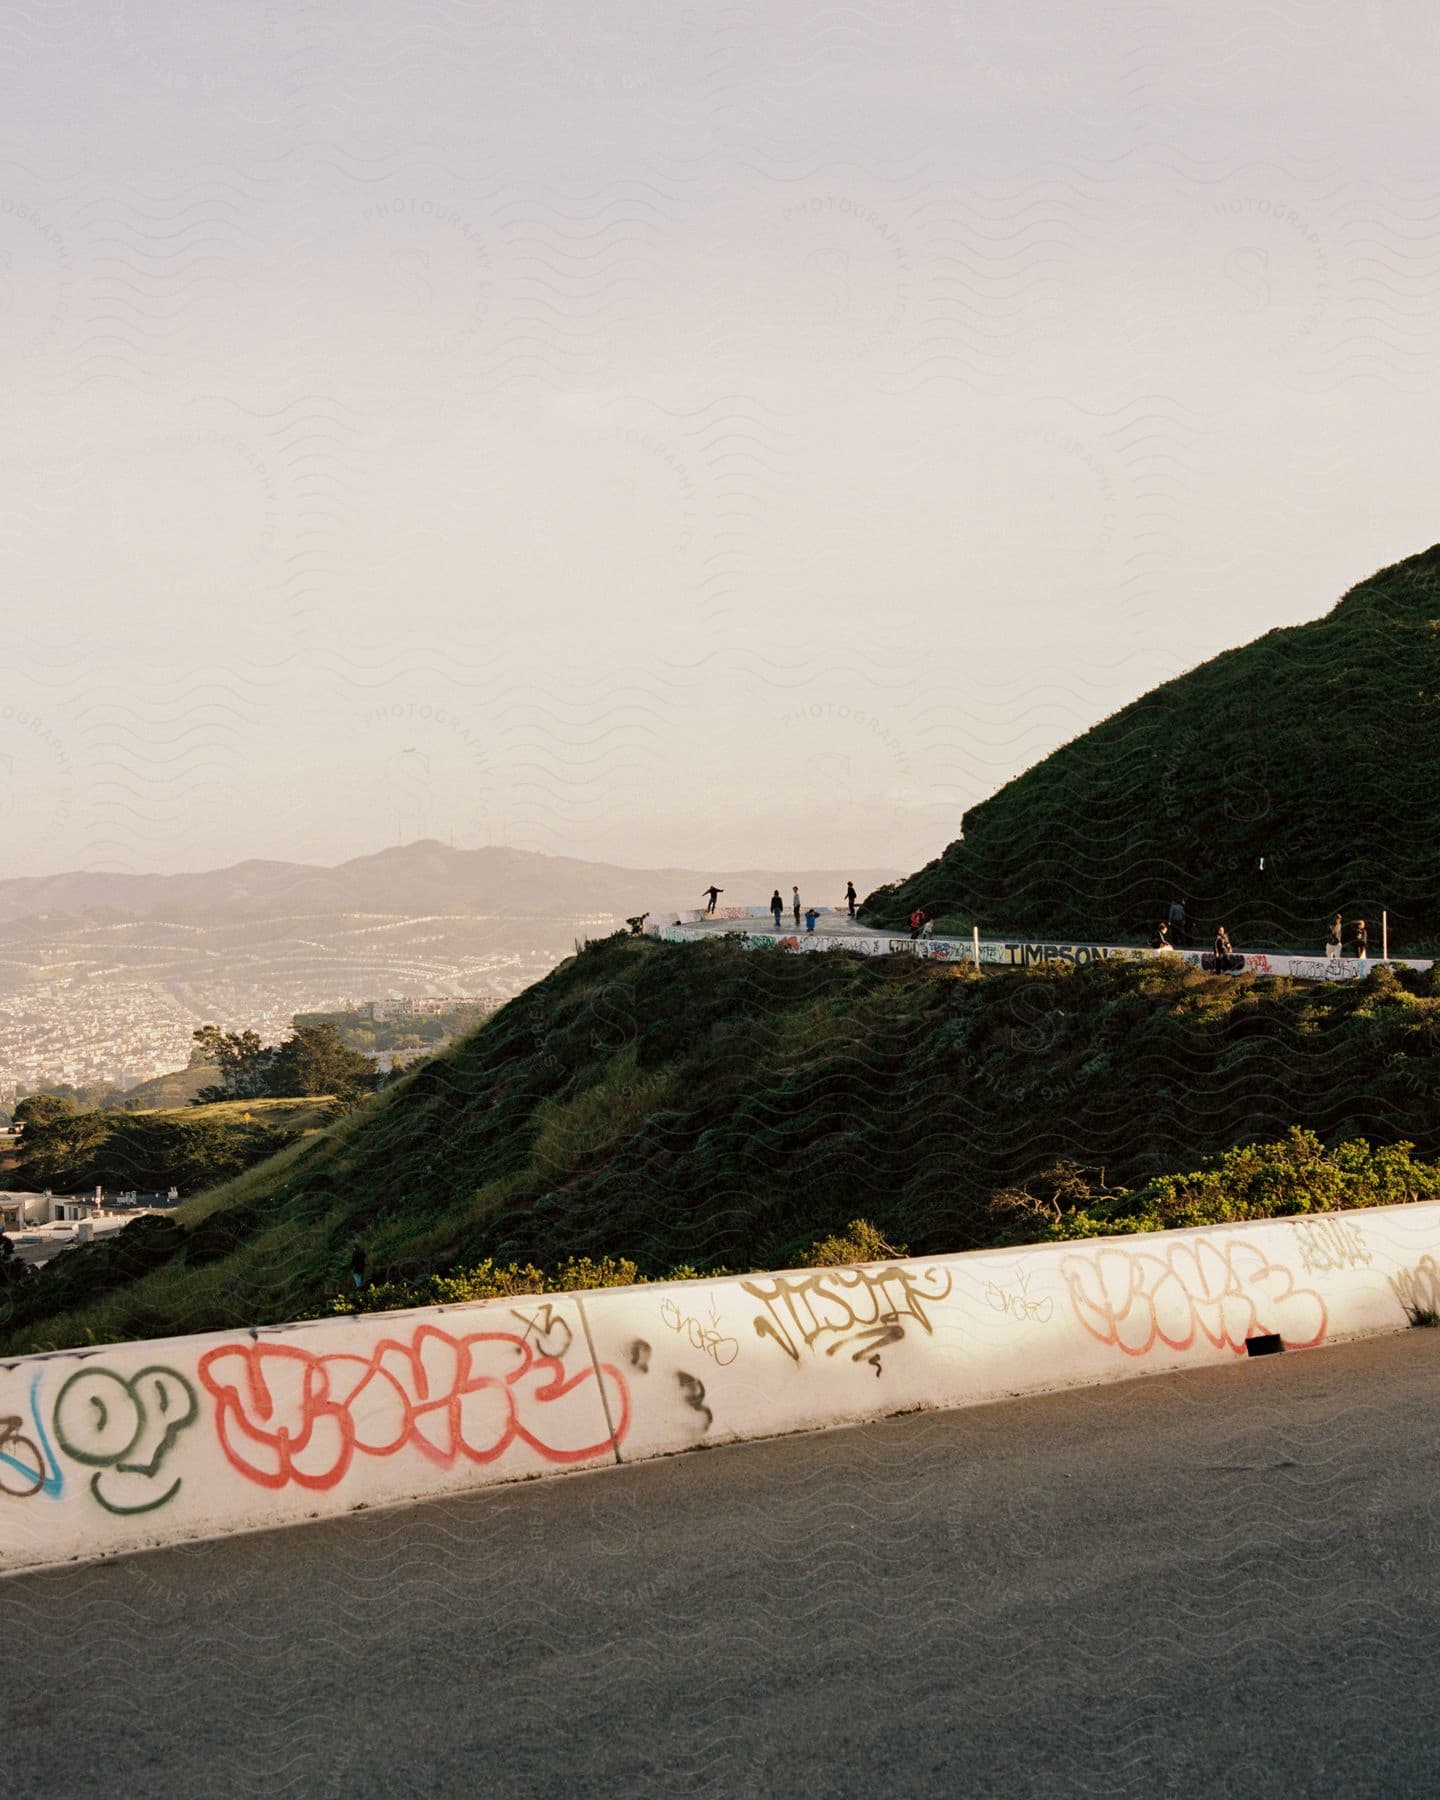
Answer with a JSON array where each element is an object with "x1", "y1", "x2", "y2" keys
[
  {"x1": 198, "y1": 1324, "x2": 628, "y2": 1491},
  {"x1": 994, "y1": 942, "x2": 1147, "y2": 968},
  {"x1": 740, "y1": 1265, "x2": 953, "y2": 1369},
  {"x1": 1062, "y1": 1239, "x2": 1326, "y2": 1357}
]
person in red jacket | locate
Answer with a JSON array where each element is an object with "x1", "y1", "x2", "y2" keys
[{"x1": 909, "y1": 907, "x2": 927, "y2": 940}]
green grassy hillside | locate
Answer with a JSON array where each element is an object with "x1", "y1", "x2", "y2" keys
[
  {"x1": 5, "y1": 934, "x2": 1439, "y2": 1354},
  {"x1": 10, "y1": 1096, "x2": 329, "y2": 1197},
  {"x1": 864, "y1": 546, "x2": 1440, "y2": 950}
]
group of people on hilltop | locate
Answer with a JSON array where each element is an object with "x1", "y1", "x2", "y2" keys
[
  {"x1": 761, "y1": 880, "x2": 860, "y2": 934},
  {"x1": 1146, "y1": 901, "x2": 1375, "y2": 965},
  {"x1": 707, "y1": 878, "x2": 1383, "y2": 966},
  {"x1": 1325, "y1": 914, "x2": 1369, "y2": 960},
  {"x1": 1147, "y1": 912, "x2": 1241, "y2": 967}
]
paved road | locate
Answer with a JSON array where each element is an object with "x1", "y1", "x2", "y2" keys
[{"x1": 4, "y1": 1332, "x2": 1438, "y2": 1798}]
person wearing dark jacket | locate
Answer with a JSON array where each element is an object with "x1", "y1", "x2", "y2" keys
[
  {"x1": 1214, "y1": 925, "x2": 1234, "y2": 970},
  {"x1": 845, "y1": 881, "x2": 857, "y2": 920},
  {"x1": 702, "y1": 885, "x2": 723, "y2": 915},
  {"x1": 770, "y1": 889, "x2": 784, "y2": 929},
  {"x1": 350, "y1": 1245, "x2": 368, "y2": 1290},
  {"x1": 1150, "y1": 921, "x2": 1172, "y2": 950}
]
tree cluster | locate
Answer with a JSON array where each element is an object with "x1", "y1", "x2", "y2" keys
[{"x1": 191, "y1": 1022, "x2": 377, "y2": 1103}]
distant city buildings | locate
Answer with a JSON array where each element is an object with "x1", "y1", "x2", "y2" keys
[{"x1": 359, "y1": 994, "x2": 502, "y2": 1021}]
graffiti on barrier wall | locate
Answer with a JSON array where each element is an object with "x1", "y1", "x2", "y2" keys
[
  {"x1": 1061, "y1": 1239, "x2": 1327, "y2": 1356},
  {"x1": 741, "y1": 1264, "x2": 953, "y2": 1370},
  {"x1": 620, "y1": 1335, "x2": 715, "y2": 1435},
  {"x1": 1291, "y1": 1216, "x2": 1371, "y2": 1275},
  {"x1": 994, "y1": 942, "x2": 1147, "y2": 969},
  {"x1": 1388, "y1": 1254, "x2": 1440, "y2": 1322},
  {"x1": 509, "y1": 1301, "x2": 573, "y2": 1360},
  {"x1": 52, "y1": 1366, "x2": 198, "y2": 1515},
  {"x1": 0, "y1": 1378, "x2": 62, "y2": 1501},
  {"x1": 659, "y1": 1294, "x2": 739, "y2": 1366},
  {"x1": 985, "y1": 1265, "x2": 1053, "y2": 1324},
  {"x1": 198, "y1": 1324, "x2": 629, "y2": 1491}
]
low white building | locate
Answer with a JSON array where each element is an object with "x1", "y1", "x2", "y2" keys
[{"x1": 0, "y1": 1191, "x2": 52, "y2": 1228}]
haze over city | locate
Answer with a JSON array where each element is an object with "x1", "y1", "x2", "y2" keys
[{"x1": 5, "y1": 3, "x2": 1440, "y2": 880}]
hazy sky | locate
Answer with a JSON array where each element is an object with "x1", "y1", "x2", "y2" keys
[{"x1": 4, "y1": 3, "x2": 1439, "y2": 878}]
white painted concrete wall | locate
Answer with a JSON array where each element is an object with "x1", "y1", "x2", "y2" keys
[
  {"x1": 3, "y1": 1202, "x2": 1437, "y2": 1576},
  {"x1": 652, "y1": 921, "x2": 1433, "y2": 981}
]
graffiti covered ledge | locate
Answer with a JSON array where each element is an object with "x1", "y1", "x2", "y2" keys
[{"x1": 4, "y1": 1202, "x2": 1439, "y2": 1576}]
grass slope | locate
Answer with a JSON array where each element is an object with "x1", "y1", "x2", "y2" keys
[
  {"x1": 863, "y1": 545, "x2": 1440, "y2": 949},
  {"x1": 5, "y1": 934, "x2": 1439, "y2": 1354}
]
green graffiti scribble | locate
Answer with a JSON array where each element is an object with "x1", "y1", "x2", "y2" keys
[{"x1": 53, "y1": 1365, "x2": 199, "y2": 1515}]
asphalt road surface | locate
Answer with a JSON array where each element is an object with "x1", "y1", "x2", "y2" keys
[{"x1": 4, "y1": 1331, "x2": 1438, "y2": 1798}]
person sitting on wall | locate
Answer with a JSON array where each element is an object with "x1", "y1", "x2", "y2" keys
[
  {"x1": 1150, "y1": 920, "x2": 1172, "y2": 950},
  {"x1": 1214, "y1": 924, "x2": 1236, "y2": 971}
]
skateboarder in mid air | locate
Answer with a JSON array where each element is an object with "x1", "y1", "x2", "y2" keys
[{"x1": 702, "y1": 885, "x2": 723, "y2": 915}]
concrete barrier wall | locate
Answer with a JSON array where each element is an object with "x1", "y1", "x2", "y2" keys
[
  {"x1": 652, "y1": 921, "x2": 1433, "y2": 981},
  {"x1": 577, "y1": 1201, "x2": 1440, "y2": 1455},
  {"x1": 4, "y1": 1202, "x2": 1438, "y2": 1574}
]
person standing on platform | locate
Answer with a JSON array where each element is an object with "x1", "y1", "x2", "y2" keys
[
  {"x1": 845, "y1": 881, "x2": 858, "y2": 920},
  {"x1": 770, "y1": 889, "x2": 784, "y2": 929},
  {"x1": 792, "y1": 886, "x2": 802, "y2": 928}
]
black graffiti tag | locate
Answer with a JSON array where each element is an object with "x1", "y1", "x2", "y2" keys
[
  {"x1": 676, "y1": 1371, "x2": 713, "y2": 1432},
  {"x1": 510, "y1": 1302, "x2": 574, "y2": 1360},
  {"x1": 53, "y1": 1365, "x2": 199, "y2": 1515}
]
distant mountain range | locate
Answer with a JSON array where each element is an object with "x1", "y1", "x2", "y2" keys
[
  {"x1": 0, "y1": 842, "x2": 893, "y2": 927},
  {"x1": 0, "y1": 844, "x2": 901, "y2": 1092}
]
